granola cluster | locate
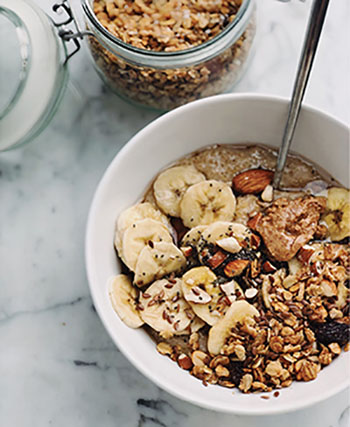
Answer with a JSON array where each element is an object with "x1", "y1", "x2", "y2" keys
[
  {"x1": 156, "y1": 241, "x2": 349, "y2": 393},
  {"x1": 88, "y1": 0, "x2": 255, "y2": 109},
  {"x1": 93, "y1": 0, "x2": 242, "y2": 51}
]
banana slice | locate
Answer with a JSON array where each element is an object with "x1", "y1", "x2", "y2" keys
[
  {"x1": 115, "y1": 202, "x2": 171, "y2": 254},
  {"x1": 180, "y1": 180, "x2": 236, "y2": 227},
  {"x1": 153, "y1": 165, "x2": 206, "y2": 217},
  {"x1": 207, "y1": 300, "x2": 259, "y2": 355},
  {"x1": 139, "y1": 278, "x2": 194, "y2": 337},
  {"x1": 181, "y1": 225, "x2": 207, "y2": 247},
  {"x1": 323, "y1": 187, "x2": 350, "y2": 241},
  {"x1": 182, "y1": 266, "x2": 230, "y2": 325},
  {"x1": 200, "y1": 221, "x2": 251, "y2": 250},
  {"x1": 121, "y1": 218, "x2": 173, "y2": 271},
  {"x1": 108, "y1": 275, "x2": 144, "y2": 328},
  {"x1": 134, "y1": 241, "x2": 187, "y2": 287}
]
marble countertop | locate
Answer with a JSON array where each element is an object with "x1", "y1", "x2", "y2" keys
[{"x1": 1, "y1": 0, "x2": 349, "y2": 426}]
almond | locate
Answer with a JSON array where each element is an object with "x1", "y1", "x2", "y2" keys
[
  {"x1": 224, "y1": 260, "x2": 250, "y2": 277},
  {"x1": 180, "y1": 246, "x2": 193, "y2": 257},
  {"x1": 247, "y1": 212, "x2": 263, "y2": 230},
  {"x1": 250, "y1": 233, "x2": 261, "y2": 250},
  {"x1": 206, "y1": 250, "x2": 228, "y2": 269},
  {"x1": 250, "y1": 259, "x2": 260, "y2": 278},
  {"x1": 262, "y1": 260, "x2": 277, "y2": 273},
  {"x1": 177, "y1": 353, "x2": 193, "y2": 370},
  {"x1": 232, "y1": 169, "x2": 274, "y2": 195},
  {"x1": 297, "y1": 246, "x2": 315, "y2": 264}
]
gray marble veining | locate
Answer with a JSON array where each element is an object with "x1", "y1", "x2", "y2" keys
[{"x1": 0, "y1": 0, "x2": 349, "y2": 426}]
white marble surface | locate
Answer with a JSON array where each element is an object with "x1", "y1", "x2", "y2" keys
[{"x1": 0, "y1": 0, "x2": 349, "y2": 426}]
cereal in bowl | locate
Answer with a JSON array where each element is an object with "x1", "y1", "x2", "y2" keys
[{"x1": 108, "y1": 144, "x2": 350, "y2": 393}]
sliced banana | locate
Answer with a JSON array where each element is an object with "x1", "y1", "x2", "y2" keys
[
  {"x1": 121, "y1": 218, "x2": 173, "y2": 271},
  {"x1": 153, "y1": 165, "x2": 206, "y2": 217},
  {"x1": 323, "y1": 187, "x2": 350, "y2": 241},
  {"x1": 115, "y1": 202, "x2": 171, "y2": 254},
  {"x1": 200, "y1": 221, "x2": 251, "y2": 249},
  {"x1": 181, "y1": 225, "x2": 207, "y2": 247},
  {"x1": 134, "y1": 241, "x2": 187, "y2": 287},
  {"x1": 139, "y1": 278, "x2": 194, "y2": 337},
  {"x1": 108, "y1": 275, "x2": 144, "y2": 328},
  {"x1": 207, "y1": 300, "x2": 259, "y2": 355},
  {"x1": 182, "y1": 266, "x2": 229, "y2": 325},
  {"x1": 180, "y1": 180, "x2": 236, "y2": 227}
]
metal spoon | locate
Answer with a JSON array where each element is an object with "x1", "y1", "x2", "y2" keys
[{"x1": 273, "y1": 0, "x2": 330, "y2": 189}]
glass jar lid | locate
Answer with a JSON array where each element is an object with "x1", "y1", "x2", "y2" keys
[{"x1": 0, "y1": 0, "x2": 70, "y2": 151}]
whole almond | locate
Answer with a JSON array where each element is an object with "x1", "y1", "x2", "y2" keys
[{"x1": 232, "y1": 169, "x2": 274, "y2": 195}]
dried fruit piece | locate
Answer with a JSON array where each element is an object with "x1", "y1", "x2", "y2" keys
[
  {"x1": 312, "y1": 321, "x2": 350, "y2": 346},
  {"x1": 232, "y1": 169, "x2": 274, "y2": 195},
  {"x1": 228, "y1": 361, "x2": 244, "y2": 386}
]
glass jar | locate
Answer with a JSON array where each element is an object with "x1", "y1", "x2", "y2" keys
[
  {"x1": 0, "y1": 0, "x2": 69, "y2": 151},
  {"x1": 82, "y1": 0, "x2": 256, "y2": 111}
]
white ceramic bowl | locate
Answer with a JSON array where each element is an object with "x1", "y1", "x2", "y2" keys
[{"x1": 85, "y1": 94, "x2": 349, "y2": 414}]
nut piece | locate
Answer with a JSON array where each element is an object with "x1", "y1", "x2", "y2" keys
[
  {"x1": 217, "y1": 237, "x2": 241, "y2": 254},
  {"x1": 192, "y1": 350, "x2": 210, "y2": 367},
  {"x1": 177, "y1": 353, "x2": 193, "y2": 370},
  {"x1": 207, "y1": 250, "x2": 228, "y2": 270},
  {"x1": 239, "y1": 373, "x2": 253, "y2": 392},
  {"x1": 232, "y1": 169, "x2": 274, "y2": 195},
  {"x1": 224, "y1": 260, "x2": 250, "y2": 277},
  {"x1": 261, "y1": 184, "x2": 274, "y2": 202},
  {"x1": 245, "y1": 288, "x2": 258, "y2": 299},
  {"x1": 180, "y1": 246, "x2": 193, "y2": 258},
  {"x1": 156, "y1": 342, "x2": 173, "y2": 356}
]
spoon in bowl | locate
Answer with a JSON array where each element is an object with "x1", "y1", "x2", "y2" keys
[{"x1": 273, "y1": 0, "x2": 330, "y2": 189}]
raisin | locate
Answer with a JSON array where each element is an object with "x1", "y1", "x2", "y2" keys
[
  {"x1": 227, "y1": 361, "x2": 244, "y2": 386},
  {"x1": 312, "y1": 321, "x2": 350, "y2": 346}
]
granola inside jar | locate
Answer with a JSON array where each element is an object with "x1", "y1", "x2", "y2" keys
[{"x1": 81, "y1": 0, "x2": 256, "y2": 110}]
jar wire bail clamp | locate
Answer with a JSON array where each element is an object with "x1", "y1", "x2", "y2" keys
[{"x1": 52, "y1": 0, "x2": 94, "y2": 65}]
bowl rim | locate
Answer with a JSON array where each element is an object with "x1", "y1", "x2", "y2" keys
[{"x1": 85, "y1": 93, "x2": 349, "y2": 415}]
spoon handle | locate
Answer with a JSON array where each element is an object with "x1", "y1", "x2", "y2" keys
[{"x1": 273, "y1": 0, "x2": 330, "y2": 189}]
